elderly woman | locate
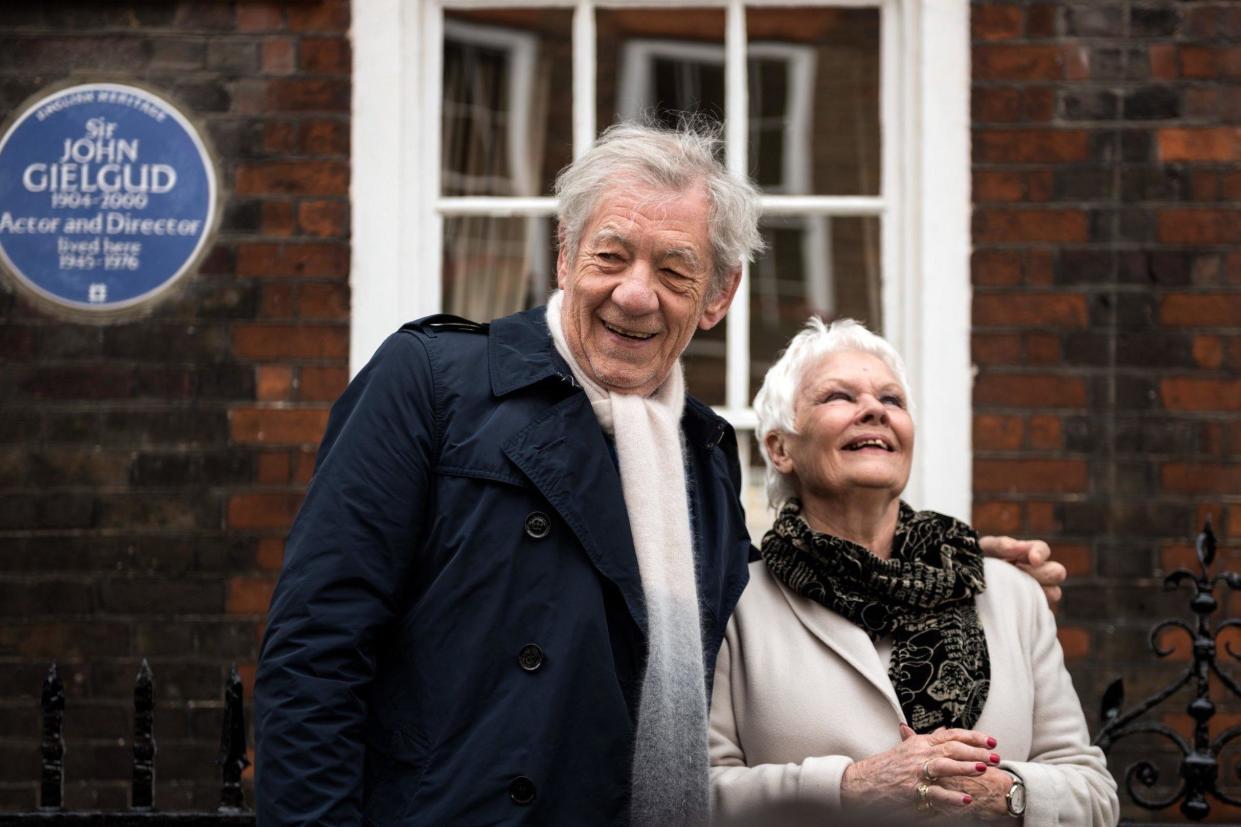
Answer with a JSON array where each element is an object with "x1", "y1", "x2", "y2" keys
[{"x1": 709, "y1": 319, "x2": 1118, "y2": 825}]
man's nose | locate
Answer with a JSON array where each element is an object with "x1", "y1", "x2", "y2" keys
[{"x1": 611, "y1": 261, "x2": 659, "y2": 315}]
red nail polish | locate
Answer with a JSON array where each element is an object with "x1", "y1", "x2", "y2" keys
[
  {"x1": 975, "y1": 762, "x2": 987, "y2": 773},
  {"x1": 990, "y1": 753, "x2": 1000, "y2": 764},
  {"x1": 986, "y1": 737, "x2": 997, "y2": 748},
  {"x1": 963, "y1": 795, "x2": 973, "y2": 805}
]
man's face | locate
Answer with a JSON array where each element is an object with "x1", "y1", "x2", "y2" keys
[{"x1": 556, "y1": 183, "x2": 740, "y2": 396}]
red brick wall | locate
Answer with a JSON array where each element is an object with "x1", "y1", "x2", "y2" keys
[
  {"x1": 0, "y1": 0, "x2": 348, "y2": 809},
  {"x1": 2, "y1": 0, "x2": 1238, "y2": 815},
  {"x1": 972, "y1": 1, "x2": 1241, "y2": 818}
]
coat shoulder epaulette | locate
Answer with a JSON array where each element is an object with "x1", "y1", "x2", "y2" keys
[{"x1": 401, "y1": 314, "x2": 490, "y2": 337}]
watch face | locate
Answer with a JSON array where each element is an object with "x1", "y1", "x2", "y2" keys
[{"x1": 1008, "y1": 780, "x2": 1027, "y2": 815}]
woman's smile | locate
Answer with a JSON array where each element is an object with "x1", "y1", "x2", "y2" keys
[{"x1": 770, "y1": 350, "x2": 914, "y2": 503}]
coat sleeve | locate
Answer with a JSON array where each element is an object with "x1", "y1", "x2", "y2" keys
[
  {"x1": 255, "y1": 330, "x2": 437, "y2": 825},
  {"x1": 1000, "y1": 577, "x2": 1120, "y2": 827},
  {"x1": 708, "y1": 619, "x2": 853, "y2": 825}
]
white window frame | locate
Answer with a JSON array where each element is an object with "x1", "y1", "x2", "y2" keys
[{"x1": 351, "y1": 0, "x2": 972, "y2": 521}]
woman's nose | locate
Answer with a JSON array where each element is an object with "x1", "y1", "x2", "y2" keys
[
  {"x1": 858, "y1": 394, "x2": 888, "y2": 423},
  {"x1": 611, "y1": 262, "x2": 659, "y2": 315}
]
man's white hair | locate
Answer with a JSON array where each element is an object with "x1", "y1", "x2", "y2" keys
[
  {"x1": 753, "y1": 317, "x2": 913, "y2": 509},
  {"x1": 554, "y1": 120, "x2": 764, "y2": 298}
]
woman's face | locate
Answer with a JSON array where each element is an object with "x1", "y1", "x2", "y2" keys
[{"x1": 767, "y1": 349, "x2": 914, "y2": 503}]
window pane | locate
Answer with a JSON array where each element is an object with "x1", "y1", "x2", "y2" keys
[
  {"x1": 682, "y1": 317, "x2": 726, "y2": 407},
  {"x1": 598, "y1": 9, "x2": 727, "y2": 135},
  {"x1": 749, "y1": 215, "x2": 882, "y2": 393},
  {"x1": 442, "y1": 215, "x2": 556, "y2": 322},
  {"x1": 741, "y1": 430, "x2": 775, "y2": 539},
  {"x1": 747, "y1": 7, "x2": 880, "y2": 195},
  {"x1": 685, "y1": 216, "x2": 881, "y2": 410},
  {"x1": 739, "y1": 214, "x2": 880, "y2": 535},
  {"x1": 442, "y1": 9, "x2": 573, "y2": 197},
  {"x1": 596, "y1": 6, "x2": 729, "y2": 406}
]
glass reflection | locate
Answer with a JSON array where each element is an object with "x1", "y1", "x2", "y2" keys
[
  {"x1": 749, "y1": 215, "x2": 882, "y2": 396},
  {"x1": 598, "y1": 8, "x2": 728, "y2": 134},
  {"x1": 682, "y1": 318, "x2": 727, "y2": 407},
  {"x1": 442, "y1": 215, "x2": 555, "y2": 323},
  {"x1": 442, "y1": 9, "x2": 574, "y2": 197},
  {"x1": 599, "y1": 7, "x2": 879, "y2": 196},
  {"x1": 747, "y1": 7, "x2": 880, "y2": 195},
  {"x1": 685, "y1": 216, "x2": 881, "y2": 411}
]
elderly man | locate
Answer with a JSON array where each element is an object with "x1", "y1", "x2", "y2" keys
[{"x1": 255, "y1": 123, "x2": 1063, "y2": 826}]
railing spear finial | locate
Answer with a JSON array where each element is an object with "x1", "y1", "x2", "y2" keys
[
  {"x1": 131, "y1": 659, "x2": 156, "y2": 810},
  {"x1": 39, "y1": 662, "x2": 64, "y2": 811},
  {"x1": 1094, "y1": 515, "x2": 1241, "y2": 820},
  {"x1": 217, "y1": 664, "x2": 250, "y2": 812}
]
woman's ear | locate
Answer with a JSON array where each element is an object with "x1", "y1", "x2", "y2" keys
[{"x1": 764, "y1": 430, "x2": 795, "y2": 476}]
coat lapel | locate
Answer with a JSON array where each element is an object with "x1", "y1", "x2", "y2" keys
[
  {"x1": 502, "y1": 391, "x2": 648, "y2": 637},
  {"x1": 489, "y1": 308, "x2": 647, "y2": 636},
  {"x1": 774, "y1": 578, "x2": 905, "y2": 721}
]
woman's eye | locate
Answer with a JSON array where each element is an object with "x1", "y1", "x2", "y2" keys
[
  {"x1": 824, "y1": 391, "x2": 851, "y2": 403},
  {"x1": 882, "y1": 395, "x2": 905, "y2": 408}
]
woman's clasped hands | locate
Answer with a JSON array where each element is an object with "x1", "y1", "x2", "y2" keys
[{"x1": 839, "y1": 724, "x2": 1017, "y2": 820}]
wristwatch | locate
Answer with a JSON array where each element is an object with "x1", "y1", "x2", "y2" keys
[{"x1": 1005, "y1": 772, "x2": 1027, "y2": 817}]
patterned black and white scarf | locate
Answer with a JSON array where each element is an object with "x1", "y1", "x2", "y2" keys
[{"x1": 761, "y1": 498, "x2": 990, "y2": 733}]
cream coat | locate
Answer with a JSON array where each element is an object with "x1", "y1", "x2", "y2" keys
[{"x1": 709, "y1": 558, "x2": 1119, "y2": 826}]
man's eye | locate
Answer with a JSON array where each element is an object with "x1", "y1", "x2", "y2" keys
[
  {"x1": 661, "y1": 267, "x2": 685, "y2": 279},
  {"x1": 597, "y1": 251, "x2": 623, "y2": 262}
]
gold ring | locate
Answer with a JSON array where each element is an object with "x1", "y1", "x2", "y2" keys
[
  {"x1": 921, "y1": 759, "x2": 936, "y2": 782},
  {"x1": 916, "y1": 781, "x2": 932, "y2": 812}
]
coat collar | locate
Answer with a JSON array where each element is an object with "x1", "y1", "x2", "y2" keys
[
  {"x1": 771, "y1": 569, "x2": 906, "y2": 721},
  {"x1": 488, "y1": 305, "x2": 567, "y2": 396}
]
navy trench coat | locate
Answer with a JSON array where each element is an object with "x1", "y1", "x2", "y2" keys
[{"x1": 255, "y1": 306, "x2": 753, "y2": 825}]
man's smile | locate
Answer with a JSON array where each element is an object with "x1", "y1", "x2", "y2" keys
[{"x1": 602, "y1": 319, "x2": 658, "y2": 341}]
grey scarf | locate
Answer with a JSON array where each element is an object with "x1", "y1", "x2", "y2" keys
[{"x1": 545, "y1": 294, "x2": 708, "y2": 826}]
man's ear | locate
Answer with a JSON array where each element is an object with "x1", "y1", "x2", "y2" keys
[
  {"x1": 556, "y1": 224, "x2": 570, "y2": 290},
  {"x1": 764, "y1": 430, "x2": 796, "y2": 475},
  {"x1": 699, "y1": 266, "x2": 742, "y2": 331}
]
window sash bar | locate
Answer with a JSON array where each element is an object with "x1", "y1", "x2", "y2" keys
[
  {"x1": 437, "y1": 197, "x2": 560, "y2": 216},
  {"x1": 437, "y1": 0, "x2": 882, "y2": 6},
  {"x1": 418, "y1": 2, "x2": 445, "y2": 320},
  {"x1": 724, "y1": 0, "x2": 749, "y2": 417},
  {"x1": 435, "y1": 196, "x2": 883, "y2": 216},
  {"x1": 573, "y1": 1, "x2": 596, "y2": 160},
  {"x1": 712, "y1": 407, "x2": 759, "y2": 430},
  {"x1": 437, "y1": 0, "x2": 881, "y2": 6},
  {"x1": 759, "y1": 195, "x2": 886, "y2": 215},
  {"x1": 436, "y1": 0, "x2": 883, "y2": 7}
]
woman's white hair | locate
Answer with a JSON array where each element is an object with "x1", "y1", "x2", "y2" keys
[
  {"x1": 554, "y1": 119, "x2": 764, "y2": 298},
  {"x1": 753, "y1": 317, "x2": 913, "y2": 509}
]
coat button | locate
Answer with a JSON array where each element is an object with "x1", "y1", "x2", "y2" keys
[
  {"x1": 509, "y1": 775, "x2": 536, "y2": 805},
  {"x1": 524, "y1": 511, "x2": 551, "y2": 539},
  {"x1": 517, "y1": 643, "x2": 544, "y2": 672}
]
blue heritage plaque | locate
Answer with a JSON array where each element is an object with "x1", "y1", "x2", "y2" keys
[{"x1": 0, "y1": 82, "x2": 218, "y2": 314}]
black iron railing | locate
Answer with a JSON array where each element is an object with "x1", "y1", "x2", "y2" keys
[
  {"x1": 0, "y1": 661, "x2": 253, "y2": 825},
  {"x1": 1095, "y1": 518, "x2": 1241, "y2": 822},
  {"x1": 6, "y1": 521, "x2": 1241, "y2": 825}
]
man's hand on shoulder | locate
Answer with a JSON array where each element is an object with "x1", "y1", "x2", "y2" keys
[{"x1": 978, "y1": 535, "x2": 1067, "y2": 608}]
